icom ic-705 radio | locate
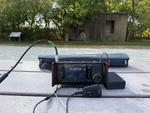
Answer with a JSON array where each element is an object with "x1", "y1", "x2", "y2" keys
[{"x1": 52, "y1": 62, "x2": 108, "y2": 86}]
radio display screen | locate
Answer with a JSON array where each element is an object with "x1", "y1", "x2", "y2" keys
[{"x1": 64, "y1": 64, "x2": 87, "y2": 79}]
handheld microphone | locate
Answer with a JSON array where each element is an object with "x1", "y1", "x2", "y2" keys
[{"x1": 82, "y1": 84, "x2": 102, "y2": 97}]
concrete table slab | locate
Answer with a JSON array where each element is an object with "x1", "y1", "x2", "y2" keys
[
  {"x1": 0, "y1": 60, "x2": 150, "y2": 113},
  {"x1": 0, "y1": 96, "x2": 150, "y2": 113},
  {"x1": 0, "y1": 60, "x2": 42, "y2": 72},
  {"x1": 1, "y1": 60, "x2": 150, "y2": 73},
  {"x1": 0, "y1": 71, "x2": 150, "y2": 96}
]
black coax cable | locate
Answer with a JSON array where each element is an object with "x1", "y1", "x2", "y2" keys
[
  {"x1": 33, "y1": 86, "x2": 61, "y2": 113},
  {"x1": 0, "y1": 39, "x2": 58, "y2": 83}
]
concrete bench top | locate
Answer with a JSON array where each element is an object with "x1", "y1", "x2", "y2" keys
[
  {"x1": 0, "y1": 60, "x2": 150, "y2": 73},
  {"x1": 0, "y1": 60, "x2": 150, "y2": 113}
]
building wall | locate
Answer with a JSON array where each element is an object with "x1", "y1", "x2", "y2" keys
[{"x1": 67, "y1": 13, "x2": 128, "y2": 42}]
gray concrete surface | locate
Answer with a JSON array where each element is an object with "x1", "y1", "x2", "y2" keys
[
  {"x1": 0, "y1": 45, "x2": 150, "y2": 61},
  {"x1": 0, "y1": 45, "x2": 150, "y2": 113},
  {"x1": 1, "y1": 96, "x2": 150, "y2": 113},
  {"x1": 1, "y1": 60, "x2": 150, "y2": 73},
  {"x1": 1, "y1": 68, "x2": 150, "y2": 96}
]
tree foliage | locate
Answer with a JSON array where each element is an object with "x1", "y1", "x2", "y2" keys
[{"x1": 0, "y1": 0, "x2": 150, "y2": 40}]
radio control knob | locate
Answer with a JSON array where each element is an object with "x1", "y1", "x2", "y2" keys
[{"x1": 93, "y1": 74, "x2": 102, "y2": 84}]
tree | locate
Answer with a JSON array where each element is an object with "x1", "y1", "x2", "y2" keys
[
  {"x1": 48, "y1": 0, "x2": 106, "y2": 38},
  {"x1": 0, "y1": 0, "x2": 7, "y2": 33},
  {"x1": 0, "y1": 0, "x2": 149, "y2": 40}
]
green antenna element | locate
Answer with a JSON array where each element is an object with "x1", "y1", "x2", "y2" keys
[{"x1": 48, "y1": 40, "x2": 57, "y2": 47}]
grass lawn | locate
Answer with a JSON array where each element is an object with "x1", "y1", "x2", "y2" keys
[{"x1": 0, "y1": 40, "x2": 150, "y2": 48}]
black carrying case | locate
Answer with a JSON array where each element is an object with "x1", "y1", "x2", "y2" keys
[{"x1": 38, "y1": 53, "x2": 129, "y2": 70}]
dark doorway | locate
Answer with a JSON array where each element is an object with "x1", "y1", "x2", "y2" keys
[{"x1": 106, "y1": 20, "x2": 115, "y2": 34}]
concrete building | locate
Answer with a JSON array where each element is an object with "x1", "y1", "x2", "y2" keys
[{"x1": 67, "y1": 13, "x2": 128, "y2": 42}]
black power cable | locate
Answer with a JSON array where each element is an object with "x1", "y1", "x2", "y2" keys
[
  {"x1": 33, "y1": 86, "x2": 61, "y2": 113},
  {"x1": 31, "y1": 92, "x2": 150, "y2": 113},
  {"x1": 33, "y1": 98, "x2": 49, "y2": 113},
  {"x1": 0, "y1": 39, "x2": 58, "y2": 83},
  {"x1": 32, "y1": 93, "x2": 55, "y2": 113},
  {"x1": 66, "y1": 92, "x2": 82, "y2": 113},
  {"x1": 66, "y1": 84, "x2": 102, "y2": 113},
  {"x1": 33, "y1": 93, "x2": 56, "y2": 113}
]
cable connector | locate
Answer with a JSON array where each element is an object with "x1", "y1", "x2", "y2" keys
[
  {"x1": 48, "y1": 40, "x2": 57, "y2": 47},
  {"x1": 100, "y1": 52, "x2": 110, "y2": 66},
  {"x1": 0, "y1": 73, "x2": 9, "y2": 83},
  {"x1": 55, "y1": 55, "x2": 59, "y2": 62}
]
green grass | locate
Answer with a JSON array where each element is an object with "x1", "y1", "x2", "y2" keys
[
  {"x1": 55, "y1": 40, "x2": 150, "y2": 48},
  {"x1": 0, "y1": 40, "x2": 150, "y2": 48}
]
